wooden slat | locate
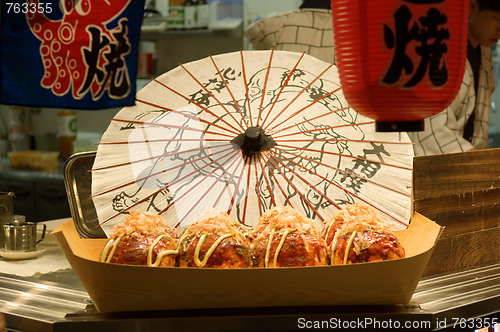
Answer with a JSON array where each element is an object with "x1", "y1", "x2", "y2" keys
[
  {"x1": 413, "y1": 148, "x2": 500, "y2": 198},
  {"x1": 413, "y1": 148, "x2": 500, "y2": 237},
  {"x1": 414, "y1": 188, "x2": 500, "y2": 238},
  {"x1": 413, "y1": 148, "x2": 500, "y2": 276},
  {"x1": 423, "y1": 226, "x2": 500, "y2": 276}
]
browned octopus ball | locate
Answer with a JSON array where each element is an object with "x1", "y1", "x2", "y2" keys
[
  {"x1": 100, "y1": 210, "x2": 177, "y2": 267},
  {"x1": 323, "y1": 204, "x2": 405, "y2": 265},
  {"x1": 251, "y1": 206, "x2": 328, "y2": 268},
  {"x1": 177, "y1": 208, "x2": 252, "y2": 268},
  {"x1": 331, "y1": 228, "x2": 405, "y2": 265}
]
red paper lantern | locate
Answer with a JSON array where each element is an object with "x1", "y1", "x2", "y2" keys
[{"x1": 331, "y1": 0, "x2": 469, "y2": 131}]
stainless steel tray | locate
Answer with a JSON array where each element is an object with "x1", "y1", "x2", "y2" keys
[{"x1": 64, "y1": 151, "x2": 106, "y2": 238}]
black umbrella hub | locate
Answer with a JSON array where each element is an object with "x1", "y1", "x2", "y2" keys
[{"x1": 231, "y1": 125, "x2": 277, "y2": 157}]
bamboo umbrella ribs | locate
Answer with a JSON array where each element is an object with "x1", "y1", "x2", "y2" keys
[{"x1": 91, "y1": 50, "x2": 414, "y2": 236}]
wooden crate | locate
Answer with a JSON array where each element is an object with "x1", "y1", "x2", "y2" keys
[{"x1": 413, "y1": 148, "x2": 500, "y2": 276}]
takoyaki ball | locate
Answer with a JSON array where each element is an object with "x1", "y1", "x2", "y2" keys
[
  {"x1": 177, "y1": 209, "x2": 252, "y2": 268},
  {"x1": 251, "y1": 206, "x2": 328, "y2": 268},
  {"x1": 100, "y1": 210, "x2": 177, "y2": 267}
]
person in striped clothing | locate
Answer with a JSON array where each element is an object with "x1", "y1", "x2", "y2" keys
[
  {"x1": 244, "y1": 0, "x2": 335, "y2": 64},
  {"x1": 408, "y1": 0, "x2": 500, "y2": 155}
]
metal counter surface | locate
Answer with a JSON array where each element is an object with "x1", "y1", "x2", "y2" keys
[{"x1": 1, "y1": 263, "x2": 499, "y2": 332}]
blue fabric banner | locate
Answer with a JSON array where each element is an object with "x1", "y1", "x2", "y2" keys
[{"x1": 0, "y1": 0, "x2": 145, "y2": 109}]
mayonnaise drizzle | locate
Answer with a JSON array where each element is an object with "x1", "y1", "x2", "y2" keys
[
  {"x1": 273, "y1": 229, "x2": 294, "y2": 268},
  {"x1": 194, "y1": 233, "x2": 232, "y2": 267},
  {"x1": 300, "y1": 234, "x2": 309, "y2": 252},
  {"x1": 101, "y1": 234, "x2": 124, "y2": 263},
  {"x1": 343, "y1": 231, "x2": 358, "y2": 265},
  {"x1": 100, "y1": 233, "x2": 177, "y2": 267},
  {"x1": 147, "y1": 234, "x2": 178, "y2": 267},
  {"x1": 264, "y1": 228, "x2": 295, "y2": 268},
  {"x1": 329, "y1": 231, "x2": 341, "y2": 264},
  {"x1": 264, "y1": 230, "x2": 275, "y2": 268}
]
